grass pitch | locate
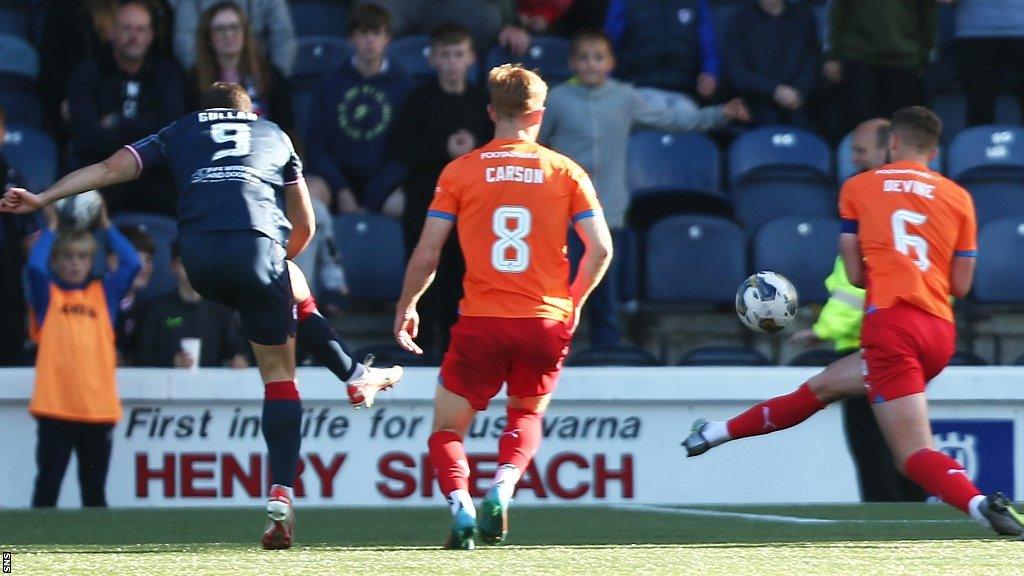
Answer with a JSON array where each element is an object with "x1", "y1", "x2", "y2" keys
[{"x1": 2, "y1": 504, "x2": 1023, "y2": 575}]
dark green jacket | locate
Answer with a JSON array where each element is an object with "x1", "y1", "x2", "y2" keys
[{"x1": 826, "y1": 0, "x2": 937, "y2": 68}]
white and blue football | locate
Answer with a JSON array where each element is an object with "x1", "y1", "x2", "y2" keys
[{"x1": 735, "y1": 271, "x2": 799, "y2": 333}]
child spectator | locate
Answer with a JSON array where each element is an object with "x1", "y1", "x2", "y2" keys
[
  {"x1": 723, "y1": 0, "x2": 819, "y2": 128},
  {"x1": 27, "y1": 201, "x2": 140, "y2": 507},
  {"x1": 605, "y1": 0, "x2": 719, "y2": 101},
  {"x1": 540, "y1": 30, "x2": 748, "y2": 346},
  {"x1": 108, "y1": 224, "x2": 156, "y2": 365},
  {"x1": 305, "y1": 4, "x2": 413, "y2": 214},
  {"x1": 67, "y1": 0, "x2": 185, "y2": 215},
  {"x1": 135, "y1": 241, "x2": 251, "y2": 369},
  {"x1": 187, "y1": 1, "x2": 294, "y2": 134},
  {"x1": 388, "y1": 23, "x2": 492, "y2": 356},
  {"x1": 170, "y1": 0, "x2": 296, "y2": 76}
]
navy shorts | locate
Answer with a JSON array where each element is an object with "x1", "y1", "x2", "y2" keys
[{"x1": 177, "y1": 231, "x2": 295, "y2": 346}]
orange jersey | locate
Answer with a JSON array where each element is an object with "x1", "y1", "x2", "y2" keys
[
  {"x1": 428, "y1": 138, "x2": 603, "y2": 321},
  {"x1": 839, "y1": 160, "x2": 977, "y2": 323}
]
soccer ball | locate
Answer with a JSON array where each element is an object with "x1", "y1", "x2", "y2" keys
[
  {"x1": 55, "y1": 190, "x2": 102, "y2": 231},
  {"x1": 735, "y1": 271, "x2": 799, "y2": 333}
]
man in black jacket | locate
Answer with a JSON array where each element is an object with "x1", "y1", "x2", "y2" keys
[{"x1": 67, "y1": 0, "x2": 185, "y2": 216}]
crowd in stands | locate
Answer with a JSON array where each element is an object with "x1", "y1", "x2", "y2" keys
[{"x1": 1, "y1": 0, "x2": 1024, "y2": 367}]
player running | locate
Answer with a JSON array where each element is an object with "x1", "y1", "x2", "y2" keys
[
  {"x1": 686, "y1": 107, "x2": 1023, "y2": 536},
  {"x1": 394, "y1": 64, "x2": 613, "y2": 549},
  {"x1": 0, "y1": 83, "x2": 402, "y2": 549}
]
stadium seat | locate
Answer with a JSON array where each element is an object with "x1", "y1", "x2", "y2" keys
[
  {"x1": 485, "y1": 35, "x2": 571, "y2": 84},
  {"x1": 565, "y1": 345, "x2": 661, "y2": 367},
  {"x1": 948, "y1": 126, "x2": 1024, "y2": 224},
  {"x1": 111, "y1": 212, "x2": 178, "y2": 299},
  {"x1": 837, "y1": 131, "x2": 942, "y2": 182},
  {"x1": 289, "y1": 0, "x2": 348, "y2": 38},
  {"x1": 1013, "y1": 353, "x2": 1024, "y2": 366},
  {"x1": 788, "y1": 348, "x2": 846, "y2": 367},
  {"x1": 626, "y1": 131, "x2": 729, "y2": 228},
  {"x1": 948, "y1": 350, "x2": 987, "y2": 366},
  {"x1": 643, "y1": 215, "x2": 747, "y2": 304},
  {"x1": 290, "y1": 36, "x2": 351, "y2": 84},
  {"x1": 353, "y1": 343, "x2": 439, "y2": 367},
  {"x1": 387, "y1": 35, "x2": 480, "y2": 86},
  {"x1": 973, "y1": 216, "x2": 1024, "y2": 303},
  {"x1": 0, "y1": 5, "x2": 28, "y2": 39},
  {"x1": 568, "y1": 226, "x2": 639, "y2": 305},
  {"x1": 927, "y1": 92, "x2": 966, "y2": 147},
  {"x1": 3, "y1": 123, "x2": 56, "y2": 193},
  {"x1": 731, "y1": 180, "x2": 835, "y2": 233},
  {"x1": 751, "y1": 216, "x2": 839, "y2": 304},
  {"x1": 0, "y1": 81, "x2": 43, "y2": 127},
  {"x1": 727, "y1": 126, "x2": 832, "y2": 187},
  {"x1": 0, "y1": 33, "x2": 35, "y2": 79},
  {"x1": 677, "y1": 345, "x2": 771, "y2": 366},
  {"x1": 290, "y1": 83, "x2": 313, "y2": 142},
  {"x1": 333, "y1": 213, "x2": 405, "y2": 301}
]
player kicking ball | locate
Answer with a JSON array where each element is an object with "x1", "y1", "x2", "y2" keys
[
  {"x1": 684, "y1": 107, "x2": 1024, "y2": 536},
  {"x1": 395, "y1": 64, "x2": 613, "y2": 549},
  {"x1": 0, "y1": 83, "x2": 402, "y2": 549}
]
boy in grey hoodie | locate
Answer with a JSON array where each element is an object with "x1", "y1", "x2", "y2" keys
[{"x1": 539, "y1": 30, "x2": 748, "y2": 347}]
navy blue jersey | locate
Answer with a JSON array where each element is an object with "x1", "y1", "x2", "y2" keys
[{"x1": 127, "y1": 109, "x2": 303, "y2": 246}]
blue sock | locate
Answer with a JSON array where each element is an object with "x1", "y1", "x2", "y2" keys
[{"x1": 262, "y1": 380, "x2": 302, "y2": 488}]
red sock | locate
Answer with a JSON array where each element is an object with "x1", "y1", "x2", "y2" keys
[
  {"x1": 428, "y1": 430, "x2": 469, "y2": 494},
  {"x1": 903, "y1": 448, "x2": 980, "y2": 514},
  {"x1": 264, "y1": 380, "x2": 299, "y2": 400},
  {"x1": 296, "y1": 295, "x2": 318, "y2": 323},
  {"x1": 726, "y1": 383, "x2": 825, "y2": 439},
  {"x1": 498, "y1": 408, "x2": 543, "y2": 471}
]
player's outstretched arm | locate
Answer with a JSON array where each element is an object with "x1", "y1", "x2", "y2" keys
[
  {"x1": 839, "y1": 233, "x2": 864, "y2": 288},
  {"x1": 570, "y1": 214, "x2": 614, "y2": 322},
  {"x1": 0, "y1": 148, "x2": 140, "y2": 215},
  {"x1": 394, "y1": 217, "x2": 454, "y2": 354},
  {"x1": 284, "y1": 180, "x2": 315, "y2": 260}
]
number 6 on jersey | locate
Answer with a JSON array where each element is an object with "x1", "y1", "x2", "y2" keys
[{"x1": 492, "y1": 205, "x2": 531, "y2": 273}]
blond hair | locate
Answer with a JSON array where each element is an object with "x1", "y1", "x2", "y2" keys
[
  {"x1": 51, "y1": 230, "x2": 98, "y2": 263},
  {"x1": 488, "y1": 64, "x2": 547, "y2": 119}
]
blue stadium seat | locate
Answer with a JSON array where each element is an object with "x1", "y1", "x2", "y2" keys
[
  {"x1": 626, "y1": 130, "x2": 729, "y2": 228},
  {"x1": 0, "y1": 80, "x2": 43, "y2": 126},
  {"x1": 387, "y1": 35, "x2": 480, "y2": 86},
  {"x1": 751, "y1": 216, "x2": 839, "y2": 304},
  {"x1": 728, "y1": 126, "x2": 832, "y2": 186},
  {"x1": 927, "y1": 92, "x2": 966, "y2": 146},
  {"x1": 948, "y1": 126, "x2": 1024, "y2": 224},
  {"x1": 353, "y1": 343, "x2": 439, "y2": 367},
  {"x1": 677, "y1": 345, "x2": 771, "y2": 366},
  {"x1": 111, "y1": 212, "x2": 178, "y2": 299},
  {"x1": 1013, "y1": 353, "x2": 1024, "y2": 366},
  {"x1": 731, "y1": 180, "x2": 835, "y2": 233},
  {"x1": 643, "y1": 215, "x2": 747, "y2": 304},
  {"x1": 566, "y1": 345, "x2": 661, "y2": 367},
  {"x1": 290, "y1": 0, "x2": 348, "y2": 38},
  {"x1": 0, "y1": 5, "x2": 28, "y2": 39},
  {"x1": 837, "y1": 130, "x2": 942, "y2": 182},
  {"x1": 949, "y1": 350, "x2": 987, "y2": 366},
  {"x1": 788, "y1": 348, "x2": 845, "y2": 367},
  {"x1": 973, "y1": 216, "x2": 1024, "y2": 303},
  {"x1": 947, "y1": 125, "x2": 1024, "y2": 180},
  {"x1": 0, "y1": 33, "x2": 35, "y2": 79},
  {"x1": 485, "y1": 35, "x2": 571, "y2": 84},
  {"x1": 290, "y1": 36, "x2": 351, "y2": 84},
  {"x1": 568, "y1": 226, "x2": 639, "y2": 305},
  {"x1": 333, "y1": 213, "x2": 405, "y2": 301},
  {"x1": 290, "y1": 83, "x2": 313, "y2": 142},
  {"x1": 3, "y1": 123, "x2": 56, "y2": 192}
]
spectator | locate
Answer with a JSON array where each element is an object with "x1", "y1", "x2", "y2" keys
[
  {"x1": 604, "y1": 0, "x2": 719, "y2": 101},
  {"x1": 518, "y1": 0, "x2": 574, "y2": 34},
  {"x1": 27, "y1": 202, "x2": 140, "y2": 507},
  {"x1": 186, "y1": 1, "x2": 294, "y2": 134},
  {"x1": 108, "y1": 224, "x2": 156, "y2": 365},
  {"x1": 388, "y1": 23, "x2": 491, "y2": 356},
  {"x1": 539, "y1": 30, "x2": 748, "y2": 346},
  {"x1": 38, "y1": 0, "x2": 116, "y2": 131},
  {"x1": 135, "y1": 242, "x2": 251, "y2": 368},
  {"x1": 941, "y1": 0, "x2": 1024, "y2": 127},
  {"x1": 723, "y1": 0, "x2": 819, "y2": 128},
  {"x1": 170, "y1": 0, "x2": 296, "y2": 76},
  {"x1": 362, "y1": 0, "x2": 531, "y2": 56},
  {"x1": 305, "y1": 4, "x2": 413, "y2": 214},
  {"x1": 67, "y1": 0, "x2": 186, "y2": 216},
  {"x1": 824, "y1": 0, "x2": 936, "y2": 135}
]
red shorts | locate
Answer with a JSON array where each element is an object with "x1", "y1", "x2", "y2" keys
[
  {"x1": 860, "y1": 301, "x2": 955, "y2": 404},
  {"x1": 439, "y1": 316, "x2": 572, "y2": 410}
]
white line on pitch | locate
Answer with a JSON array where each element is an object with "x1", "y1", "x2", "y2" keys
[{"x1": 611, "y1": 504, "x2": 966, "y2": 524}]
